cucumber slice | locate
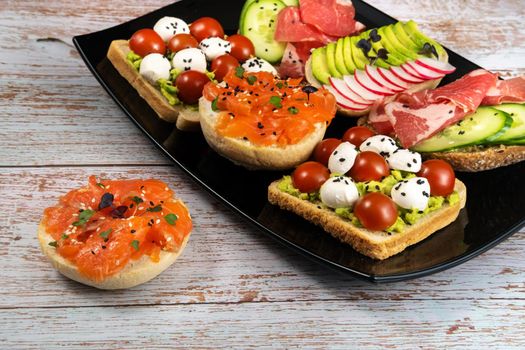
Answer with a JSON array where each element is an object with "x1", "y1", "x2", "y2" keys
[
  {"x1": 489, "y1": 103, "x2": 525, "y2": 142},
  {"x1": 239, "y1": 0, "x2": 287, "y2": 63},
  {"x1": 281, "y1": 0, "x2": 298, "y2": 5},
  {"x1": 239, "y1": 0, "x2": 257, "y2": 33},
  {"x1": 412, "y1": 107, "x2": 512, "y2": 152}
]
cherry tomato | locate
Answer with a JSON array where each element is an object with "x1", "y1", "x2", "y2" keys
[
  {"x1": 175, "y1": 70, "x2": 210, "y2": 105},
  {"x1": 211, "y1": 54, "x2": 240, "y2": 81},
  {"x1": 417, "y1": 159, "x2": 455, "y2": 196},
  {"x1": 292, "y1": 161, "x2": 330, "y2": 193},
  {"x1": 168, "y1": 33, "x2": 199, "y2": 53},
  {"x1": 226, "y1": 34, "x2": 255, "y2": 62},
  {"x1": 342, "y1": 126, "x2": 375, "y2": 147},
  {"x1": 129, "y1": 29, "x2": 166, "y2": 57},
  {"x1": 354, "y1": 192, "x2": 398, "y2": 231},
  {"x1": 190, "y1": 17, "x2": 224, "y2": 41},
  {"x1": 348, "y1": 151, "x2": 389, "y2": 182},
  {"x1": 313, "y1": 138, "x2": 342, "y2": 166}
]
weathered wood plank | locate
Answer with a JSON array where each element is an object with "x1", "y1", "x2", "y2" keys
[
  {"x1": 1, "y1": 167, "x2": 523, "y2": 308},
  {"x1": 1, "y1": 300, "x2": 524, "y2": 349}
]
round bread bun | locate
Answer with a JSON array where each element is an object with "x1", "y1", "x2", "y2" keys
[
  {"x1": 304, "y1": 51, "x2": 449, "y2": 117},
  {"x1": 198, "y1": 97, "x2": 327, "y2": 170},
  {"x1": 38, "y1": 200, "x2": 191, "y2": 290}
]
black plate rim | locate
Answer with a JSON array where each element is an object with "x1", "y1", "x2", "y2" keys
[{"x1": 72, "y1": 0, "x2": 523, "y2": 283}]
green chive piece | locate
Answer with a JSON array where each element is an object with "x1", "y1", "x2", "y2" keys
[
  {"x1": 61, "y1": 234, "x2": 69, "y2": 240},
  {"x1": 131, "y1": 240, "x2": 140, "y2": 251},
  {"x1": 72, "y1": 209, "x2": 95, "y2": 227},
  {"x1": 269, "y1": 96, "x2": 282, "y2": 108},
  {"x1": 48, "y1": 241, "x2": 58, "y2": 248},
  {"x1": 235, "y1": 66, "x2": 245, "y2": 78},
  {"x1": 147, "y1": 205, "x2": 162, "y2": 212},
  {"x1": 131, "y1": 196, "x2": 143, "y2": 204},
  {"x1": 164, "y1": 213, "x2": 179, "y2": 225},
  {"x1": 276, "y1": 82, "x2": 283, "y2": 89},
  {"x1": 288, "y1": 106, "x2": 299, "y2": 114},
  {"x1": 247, "y1": 75, "x2": 257, "y2": 85},
  {"x1": 96, "y1": 183, "x2": 105, "y2": 189},
  {"x1": 211, "y1": 96, "x2": 219, "y2": 111},
  {"x1": 100, "y1": 229, "x2": 112, "y2": 241}
]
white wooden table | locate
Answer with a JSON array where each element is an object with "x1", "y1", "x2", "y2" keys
[{"x1": 1, "y1": 1, "x2": 524, "y2": 348}]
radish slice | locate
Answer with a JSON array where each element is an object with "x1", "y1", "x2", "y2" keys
[
  {"x1": 415, "y1": 57, "x2": 456, "y2": 74},
  {"x1": 354, "y1": 69, "x2": 396, "y2": 96},
  {"x1": 365, "y1": 65, "x2": 404, "y2": 93},
  {"x1": 400, "y1": 63, "x2": 428, "y2": 81},
  {"x1": 329, "y1": 77, "x2": 373, "y2": 106},
  {"x1": 405, "y1": 61, "x2": 444, "y2": 80},
  {"x1": 390, "y1": 66, "x2": 424, "y2": 84},
  {"x1": 377, "y1": 67, "x2": 410, "y2": 89},
  {"x1": 324, "y1": 85, "x2": 370, "y2": 111},
  {"x1": 343, "y1": 74, "x2": 386, "y2": 101}
]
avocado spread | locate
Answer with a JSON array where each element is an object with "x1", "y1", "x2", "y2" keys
[{"x1": 278, "y1": 172, "x2": 459, "y2": 234}]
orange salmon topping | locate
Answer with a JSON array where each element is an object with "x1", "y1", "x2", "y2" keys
[
  {"x1": 42, "y1": 176, "x2": 192, "y2": 282},
  {"x1": 202, "y1": 70, "x2": 337, "y2": 146}
]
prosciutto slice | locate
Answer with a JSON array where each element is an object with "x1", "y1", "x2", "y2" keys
[
  {"x1": 299, "y1": 0, "x2": 358, "y2": 37},
  {"x1": 368, "y1": 69, "x2": 498, "y2": 148},
  {"x1": 481, "y1": 76, "x2": 525, "y2": 105},
  {"x1": 274, "y1": 7, "x2": 337, "y2": 44}
]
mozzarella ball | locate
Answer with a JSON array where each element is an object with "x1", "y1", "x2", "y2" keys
[
  {"x1": 153, "y1": 16, "x2": 190, "y2": 42},
  {"x1": 391, "y1": 177, "x2": 430, "y2": 211},
  {"x1": 320, "y1": 176, "x2": 360, "y2": 209},
  {"x1": 242, "y1": 57, "x2": 279, "y2": 76},
  {"x1": 328, "y1": 142, "x2": 358, "y2": 175},
  {"x1": 385, "y1": 149, "x2": 422, "y2": 172},
  {"x1": 172, "y1": 48, "x2": 207, "y2": 73},
  {"x1": 139, "y1": 53, "x2": 171, "y2": 84},
  {"x1": 199, "y1": 37, "x2": 231, "y2": 61},
  {"x1": 360, "y1": 135, "x2": 398, "y2": 157}
]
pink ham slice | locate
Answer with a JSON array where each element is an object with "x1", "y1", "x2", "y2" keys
[
  {"x1": 299, "y1": 0, "x2": 359, "y2": 37},
  {"x1": 278, "y1": 43, "x2": 305, "y2": 78},
  {"x1": 275, "y1": 7, "x2": 337, "y2": 44},
  {"x1": 368, "y1": 69, "x2": 499, "y2": 148},
  {"x1": 481, "y1": 76, "x2": 525, "y2": 105}
]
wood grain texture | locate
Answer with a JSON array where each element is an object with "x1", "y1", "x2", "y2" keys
[{"x1": 1, "y1": 0, "x2": 524, "y2": 348}]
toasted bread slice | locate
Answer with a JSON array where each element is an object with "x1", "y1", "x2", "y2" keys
[
  {"x1": 38, "y1": 199, "x2": 191, "y2": 290},
  {"x1": 107, "y1": 40, "x2": 200, "y2": 130},
  {"x1": 268, "y1": 179, "x2": 466, "y2": 260},
  {"x1": 199, "y1": 97, "x2": 327, "y2": 170},
  {"x1": 304, "y1": 52, "x2": 449, "y2": 117}
]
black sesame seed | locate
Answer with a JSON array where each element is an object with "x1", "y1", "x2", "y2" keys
[
  {"x1": 339, "y1": 158, "x2": 346, "y2": 162},
  {"x1": 401, "y1": 192, "x2": 406, "y2": 196}
]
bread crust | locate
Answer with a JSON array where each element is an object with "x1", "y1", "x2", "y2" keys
[
  {"x1": 107, "y1": 40, "x2": 200, "y2": 130},
  {"x1": 268, "y1": 179, "x2": 466, "y2": 260},
  {"x1": 38, "y1": 199, "x2": 191, "y2": 290},
  {"x1": 199, "y1": 97, "x2": 327, "y2": 170}
]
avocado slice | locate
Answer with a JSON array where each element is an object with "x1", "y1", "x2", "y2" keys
[
  {"x1": 403, "y1": 20, "x2": 447, "y2": 60},
  {"x1": 367, "y1": 29, "x2": 403, "y2": 67},
  {"x1": 335, "y1": 38, "x2": 350, "y2": 75},
  {"x1": 393, "y1": 21, "x2": 418, "y2": 51},
  {"x1": 311, "y1": 47, "x2": 331, "y2": 84},
  {"x1": 350, "y1": 35, "x2": 370, "y2": 70},
  {"x1": 377, "y1": 27, "x2": 410, "y2": 64},
  {"x1": 343, "y1": 36, "x2": 357, "y2": 73},
  {"x1": 326, "y1": 42, "x2": 342, "y2": 78},
  {"x1": 383, "y1": 24, "x2": 418, "y2": 60}
]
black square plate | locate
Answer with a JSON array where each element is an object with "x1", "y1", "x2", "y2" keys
[{"x1": 73, "y1": 0, "x2": 525, "y2": 282}]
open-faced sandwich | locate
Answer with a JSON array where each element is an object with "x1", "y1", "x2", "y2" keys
[
  {"x1": 199, "y1": 68, "x2": 337, "y2": 170},
  {"x1": 360, "y1": 70, "x2": 525, "y2": 171},
  {"x1": 268, "y1": 127, "x2": 466, "y2": 260},
  {"x1": 38, "y1": 176, "x2": 192, "y2": 289}
]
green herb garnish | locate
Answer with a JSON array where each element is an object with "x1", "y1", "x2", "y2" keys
[
  {"x1": 72, "y1": 209, "x2": 95, "y2": 227},
  {"x1": 288, "y1": 106, "x2": 299, "y2": 114},
  {"x1": 96, "y1": 183, "x2": 105, "y2": 189},
  {"x1": 269, "y1": 96, "x2": 282, "y2": 108},
  {"x1": 235, "y1": 66, "x2": 245, "y2": 78},
  {"x1": 211, "y1": 96, "x2": 219, "y2": 111},
  {"x1": 48, "y1": 241, "x2": 58, "y2": 248},
  {"x1": 147, "y1": 205, "x2": 162, "y2": 212},
  {"x1": 276, "y1": 82, "x2": 283, "y2": 89},
  {"x1": 130, "y1": 240, "x2": 140, "y2": 251},
  {"x1": 164, "y1": 213, "x2": 179, "y2": 225},
  {"x1": 247, "y1": 75, "x2": 257, "y2": 85},
  {"x1": 131, "y1": 196, "x2": 143, "y2": 204},
  {"x1": 100, "y1": 229, "x2": 112, "y2": 241},
  {"x1": 61, "y1": 234, "x2": 69, "y2": 240}
]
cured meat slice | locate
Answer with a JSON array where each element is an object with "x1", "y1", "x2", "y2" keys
[
  {"x1": 274, "y1": 7, "x2": 337, "y2": 44},
  {"x1": 278, "y1": 43, "x2": 305, "y2": 78},
  {"x1": 299, "y1": 0, "x2": 358, "y2": 37},
  {"x1": 481, "y1": 76, "x2": 525, "y2": 105}
]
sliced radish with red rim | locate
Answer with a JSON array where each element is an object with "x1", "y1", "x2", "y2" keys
[
  {"x1": 343, "y1": 74, "x2": 386, "y2": 101},
  {"x1": 365, "y1": 65, "x2": 404, "y2": 93},
  {"x1": 377, "y1": 67, "x2": 410, "y2": 89},
  {"x1": 405, "y1": 61, "x2": 444, "y2": 80},
  {"x1": 415, "y1": 57, "x2": 456, "y2": 74},
  {"x1": 390, "y1": 66, "x2": 424, "y2": 84},
  {"x1": 354, "y1": 69, "x2": 396, "y2": 96},
  {"x1": 400, "y1": 63, "x2": 428, "y2": 81},
  {"x1": 329, "y1": 77, "x2": 373, "y2": 106},
  {"x1": 324, "y1": 85, "x2": 370, "y2": 111}
]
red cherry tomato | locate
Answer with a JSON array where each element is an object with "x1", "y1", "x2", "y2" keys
[
  {"x1": 175, "y1": 70, "x2": 210, "y2": 105},
  {"x1": 211, "y1": 54, "x2": 240, "y2": 81},
  {"x1": 190, "y1": 17, "x2": 224, "y2": 41},
  {"x1": 129, "y1": 29, "x2": 166, "y2": 57},
  {"x1": 168, "y1": 33, "x2": 199, "y2": 53},
  {"x1": 417, "y1": 159, "x2": 456, "y2": 196},
  {"x1": 354, "y1": 192, "x2": 398, "y2": 231},
  {"x1": 348, "y1": 151, "x2": 389, "y2": 182},
  {"x1": 292, "y1": 161, "x2": 330, "y2": 193},
  {"x1": 226, "y1": 34, "x2": 255, "y2": 62},
  {"x1": 342, "y1": 126, "x2": 376, "y2": 147},
  {"x1": 313, "y1": 138, "x2": 342, "y2": 166}
]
